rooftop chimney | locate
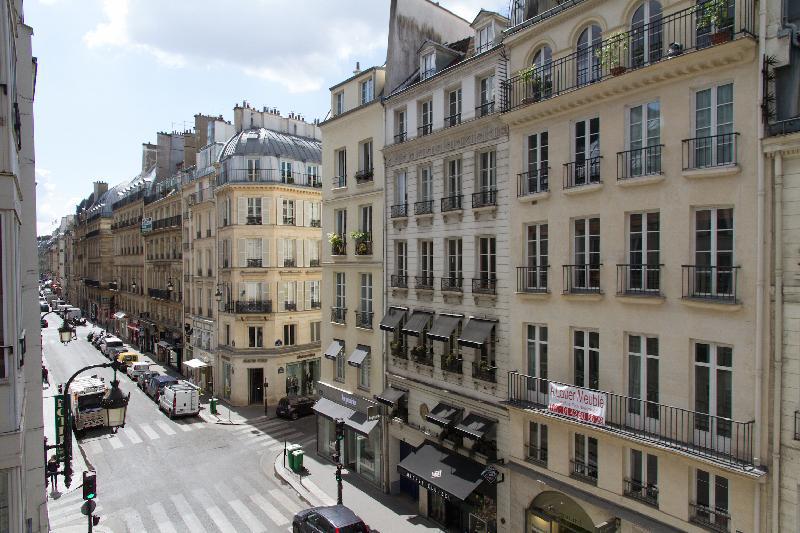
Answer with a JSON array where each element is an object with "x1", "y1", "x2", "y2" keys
[
  {"x1": 93, "y1": 181, "x2": 108, "y2": 199},
  {"x1": 353, "y1": 61, "x2": 361, "y2": 75}
]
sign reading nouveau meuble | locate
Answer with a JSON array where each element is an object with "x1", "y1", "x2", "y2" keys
[{"x1": 547, "y1": 383, "x2": 606, "y2": 425}]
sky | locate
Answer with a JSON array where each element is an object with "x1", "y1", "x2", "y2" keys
[{"x1": 29, "y1": 0, "x2": 507, "y2": 235}]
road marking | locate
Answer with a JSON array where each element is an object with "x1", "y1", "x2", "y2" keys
[
  {"x1": 155, "y1": 420, "x2": 176, "y2": 436},
  {"x1": 170, "y1": 494, "x2": 207, "y2": 533},
  {"x1": 250, "y1": 493, "x2": 289, "y2": 526},
  {"x1": 108, "y1": 437, "x2": 123, "y2": 449},
  {"x1": 147, "y1": 502, "x2": 177, "y2": 533},
  {"x1": 269, "y1": 488, "x2": 301, "y2": 514},
  {"x1": 121, "y1": 427, "x2": 142, "y2": 444},
  {"x1": 83, "y1": 440, "x2": 103, "y2": 454},
  {"x1": 122, "y1": 508, "x2": 145, "y2": 532},
  {"x1": 192, "y1": 489, "x2": 237, "y2": 532},
  {"x1": 228, "y1": 499, "x2": 266, "y2": 533},
  {"x1": 175, "y1": 421, "x2": 193, "y2": 432},
  {"x1": 138, "y1": 423, "x2": 159, "y2": 440}
]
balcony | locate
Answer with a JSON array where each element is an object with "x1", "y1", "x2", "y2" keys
[
  {"x1": 441, "y1": 195, "x2": 463, "y2": 212},
  {"x1": 355, "y1": 168, "x2": 374, "y2": 184},
  {"x1": 415, "y1": 275, "x2": 434, "y2": 291},
  {"x1": 690, "y1": 503, "x2": 731, "y2": 533},
  {"x1": 331, "y1": 307, "x2": 347, "y2": 324},
  {"x1": 414, "y1": 200, "x2": 434, "y2": 216},
  {"x1": 390, "y1": 342, "x2": 408, "y2": 360},
  {"x1": 151, "y1": 215, "x2": 182, "y2": 231},
  {"x1": 246, "y1": 258, "x2": 263, "y2": 268},
  {"x1": 563, "y1": 264, "x2": 602, "y2": 294},
  {"x1": 507, "y1": 372, "x2": 756, "y2": 468},
  {"x1": 309, "y1": 259, "x2": 321, "y2": 268},
  {"x1": 563, "y1": 157, "x2": 602, "y2": 189},
  {"x1": 355, "y1": 310, "x2": 373, "y2": 329},
  {"x1": 283, "y1": 259, "x2": 296, "y2": 268},
  {"x1": 418, "y1": 123, "x2": 432, "y2": 137},
  {"x1": 618, "y1": 145, "x2": 663, "y2": 181},
  {"x1": 445, "y1": 113, "x2": 461, "y2": 128},
  {"x1": 472, "y1": 190, "x2": 497, "y2": 209},
  {"x1": 196, "y1": 230, "x2": 201, "y2": 239},
  {"x1": 411, "y1": 346, "x2": 434, "y2": 367},
  {"x1": 148, "y1": 288, "x2": 171, "y2": 300},
  {"x1": 246, "y1": 215, "x2": 262, "y2": 225},
  {"x1": 219, "y1": 168, "x2": 322, "y2": 188},
  {"x1": 390, "y1": 204, "x2": 408, "y2": 218},
  {"x1": 570, "y1": 459, "x2": 598, "y2": 486},
  {"x1": 390, "y1": 275, "x2": 408, "y2": 289},
  {"x1": 225, "y1": 300, "x2": 272, "y2": 314},
  {"x1": 472, "y1": 277, "x2": 497, "y2": 295},
  {"x1": 472, "y1": 362, "x2": 497, "y2": 383},
  {"x1": 354, "y1": 238, "x2": 372, "y2": 256},
  {"x1": 310, "y1": 219, "x2": 321, "y2": 228},
  {"x1": 517, "y1": 266, "x2": 549, "y2": 293},
  {"x1": 623, "y1": 479, "x2": 659, "y2": 508},
  {"x1": 330, "y1": 237, "x2": 347, "y2": 256},
  {"x1": 333, "y1": 176, "x2": 347, "y2": 189},
  {"x1": 475, "y1": 100, "x2": 495, "y2": 117},
  {"x1": 284, "y1": 302, "x2": 297, "y2": 312},
  {"x1": 682, "y1": 265, "x2": 740, "y2": 303},
  {"x1": 441, "y1": 277, "x2": 463, "y2": 292},
  {"x1": 617, "y1": 264, "x2": 662, "y2": 297},
  {"x1": 503, "y1": 0, "x2": 757, "y2": 112},
  {"x1": 394, "y1": 131, "x2": 407, "y2": 144},
  {"x1": 283, "y1": 217, "x2": 295, "y2": 226},
  {"x1": 310, "y1": 300, "x2": 321, "y2": 309},
  {"x1": 517, "y1": 166, "x2": 550, "y2": 197},
  {"x1": 441, "y1": 353, "x2": 463, "y2": 374},
  {"x1": 525, "y1": 444, "x2": 548, "y2": 468},
  {"x1": 682, "y1": 133, "x2": 739, "y2": 171}
]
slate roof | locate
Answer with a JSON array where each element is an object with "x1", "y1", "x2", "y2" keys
[{"x1": 220, "y1": 128, "x2": 321, "y2": 164}]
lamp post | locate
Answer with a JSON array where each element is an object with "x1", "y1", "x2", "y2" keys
[{"x1": 41, "y1": 309, "x2": 78, "y2": 345}]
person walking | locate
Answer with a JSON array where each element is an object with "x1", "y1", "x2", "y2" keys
[
  {"x1": 46, "y1": 456, "x2": 59, "y2": 491},
  {"x1": 41, "y1": 365, "x2": 49, "y2": 387}
]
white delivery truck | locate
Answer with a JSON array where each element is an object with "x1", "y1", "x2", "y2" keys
[
  {"x1": 66, "y1": 307, "x2": 82, "y2": 321},
  {"x1": 159, "y1": 381, "x2": 200, "y2": 419},
  {"x1": 69, "y1": 376, "x2": 108, "y2": 432}
]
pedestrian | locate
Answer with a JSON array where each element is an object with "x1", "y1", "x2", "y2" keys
[
  {"x1": 46, "y1": 456, "x2": 58, "y2": 491},
  {"x1": 41, "y1": 365, "x2": 49, "y2": 386}
]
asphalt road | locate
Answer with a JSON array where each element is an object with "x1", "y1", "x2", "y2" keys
[{"x1": 42, "y1": 321, "x2": 316, "y2": 532}]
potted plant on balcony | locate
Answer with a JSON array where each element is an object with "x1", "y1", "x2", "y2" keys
[
  {"x1": 327, "y1": 232, "x2": 344, "y2": 255},
  {"x1": 519, "y1": 67, "x2": 541, "y2": 104},
  {"x1": 597, "y1": 31, "x2": 629, "y2": 76},
  {"x1": 411, "y1": 345, "x2": 428, "y2": 362},
  {"x1": 350, "y1": 231, "x2": 371, "y2": 255},
  {"x1": 697, "y1": 0, "x2": 733, "y2": 45}
]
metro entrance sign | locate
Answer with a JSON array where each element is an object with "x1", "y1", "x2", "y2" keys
[{"x1": 54, "y1": 395, "x2": 66, "y2": 460}]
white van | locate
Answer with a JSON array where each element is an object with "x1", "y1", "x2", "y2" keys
[
  {"x1": 100, "y1": 336, "x2": 124, "y2": 356},
  {"x1": 159, "y1": 381, "x2": 200, "y2": 418},
  {"x1": 126, "y1": 361, "x2": 151, "y2": 381},
  {"x1": 66, "y1": 307, "x2": 82, "y2": 321}
]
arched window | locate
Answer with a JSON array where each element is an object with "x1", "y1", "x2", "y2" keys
[
  {"x1": 631, "y1": 1, "x2": 663, "y2": 67},
  {"x1": 576, "y1": 25, "x2": 602, "y2": 86},
  {"x1": 531, "y1": 46, "x2": 553, "y2": 97}
]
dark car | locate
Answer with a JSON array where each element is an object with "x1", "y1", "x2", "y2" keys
[
  {"x1": 293, "y1": 505, "x2": 369, "y2": 533},
  {"x1": 137, "y1": 370, "x2": 156, "y2": 390},
  {"x1": 145, "y1": 374, "x2": 178, "y2": 401},
  {"x1": 277, "y1": 396, "x2": 316, "y2": 420}
]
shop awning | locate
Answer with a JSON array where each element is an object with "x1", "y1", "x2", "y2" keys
[
  {"x1": 346, "y1": 411, "x2": 380, "y2": 436},
  {"x1": 347, "y1": 345, "x2": 370, "y2": 367},
  {"x1": 397, "y1": 444, "x2": 485, "y2": 503},
  {"x1": 379, "y1": 307, "x2": 406, "y2": 332},
  {"x1": 457, "y1": 318, "x2": 496, "y2": 348},
  {"x1": 375, "y1": 387, "x2": 407, "y2": 408},
  {"x1": 182, "y1": 358, "x2": 208, "y2": 369},
  {"x1": 323, "y1": 340, "x2": 344, "y2": 360},
  {"x1": 428, "y1": 314, "x2": 462, "y2": 342},
  {"x1": 454, "y1": 412, "x2": 497, "y2": 441},
  {"x1": 425, "y1": 402, "x2": 463, "y2": 427},
  {"x1": 401, "y1": 311, "x2": 432, "y2": 337},
  {"x1": 113, "y1": 311, "x2": 126, "y2": 320},
  {"x1": 313, "y1": 398, "x2": 379, "y2": 436}
]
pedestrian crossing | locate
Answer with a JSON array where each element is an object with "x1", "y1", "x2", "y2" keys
[
  {"x1": 78, "y1": 418, "x2": 207, "y2": 454},
  {"x1": 228, "y1": 416, "x2": 316, "y2": 452},
  {"x1": 48, "y1": 472, "x2": 303, "y2": 532}
]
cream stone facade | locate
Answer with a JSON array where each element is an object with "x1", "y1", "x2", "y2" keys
[{"x1": 318, "y1": 65, "x2": 387, "y2": 489}]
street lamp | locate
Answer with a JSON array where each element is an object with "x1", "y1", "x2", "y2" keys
[
  {"x1": 130, "y1": 280, "x2": 137, "y2": 292},
  {"x1": 57, "y1": 323, "x2": 77, "y2": 344},
  {"x1": 166, "y1": 279, "x2": 174, "y2": 292},
  {"x1": 214, "y1": 287, "x2": 222, "y2": 302},
  {"x1": 101, "y1": 378, "x2": 129, "y2": 429}
]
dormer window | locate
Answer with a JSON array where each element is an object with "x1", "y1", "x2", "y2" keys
[
  {"x1": 421, "y1": 52, "x2": 435, "y2": 80},
  {"x1": 476, "y1": 23, "x2": 495, "y2": 54},
  {"x1": 360, "y1": 78, "x2": 374, "y2": 105},
  {"x1": 334, "y1": 91, "x2": 344, "y2": 116}
]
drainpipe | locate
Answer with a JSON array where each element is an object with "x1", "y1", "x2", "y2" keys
[{"x1": 771, "y1": 153, "x2": 784, "y2": 532}]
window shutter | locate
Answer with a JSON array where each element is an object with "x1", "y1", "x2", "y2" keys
[
  {"x1": 238, "y1": 238, "x2": 246, "y2": 267},
  {"x1": 296, "y1": 282, "x2": 304, "y2": 311},
  {"x1": 276, "y1": 197, "x2": 284, "y2": 225},
  {"x1": 295, "y1": 200, "x2": 304, "y2": 226},
  {"x1": 305, "y1": 281, "x2": 313, "y2": 310},
  {"x1": 306, "y1": 201, "x2": 313, "y2": 227},
  {"x1": 237, "y1": 282, "x2": 245, "y2": 301},
  {"x1": 303, "y1": 240, "x2": 310, "y2": 267},
  {"x1": 292, "y1": 239, "x2": 301, "y2": 266},
  {"x1": 278, "y1": 282, "x2": 287, "y2": 311},
  {"x1": 262, "y1": 197, "x2": 270, "y2": 225},
  {"x1": 277, "y1": 238, "x2": 285, "y2": 266},
  {"x1": 218, "y1": 243, "x2": 223, "y2": 270},
  {"x1": 237, "y1": 197, "x2": 247, "y2": 225},
  {"x1": 262, "y1": 238, "x2": 269, "y2": 267}
]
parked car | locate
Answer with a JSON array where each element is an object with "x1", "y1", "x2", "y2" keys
[
  {"x1": 115, "y1": 352, "x2": 140, "y2": 370},
  {"x1": 126, "y1": 361, "x2": 151, "y2": 381},
  {"x1": 39, "y1": 300, "x2": 49, "y2": 312},
  {"x1": 105, "y1": 346, "x2": 126, "y2": 361},
  {"x1": 159, "y1": 381, "x2": 200, "y2": 418},
  {"x1": 91, "y1": 332, "x2": 106, "y2": 348},
  {"x1": 100, "y1": 336, "x2": 124, "y2": 356},
  {"x1": 292, "y1": 506, "x2": 370, "y2": 533},
  {"x1": 277, "y1": 396, "x2": 316, "y2": 420},
  {"x1": 137, "y1": 370, "x2": 157, "y2": 390},
  {"x1": 145, "y1": 374, "x2": 178, "y2": 401},
  {"x1": 40, "y1": 318, "x2": 48, "y2": 328}
]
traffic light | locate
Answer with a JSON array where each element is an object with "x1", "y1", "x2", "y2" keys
[
  {"x1": 335, "y1": 418, "x2": 345, "y2": 442},
  {"x1": 82, "y1": 471, "x2": 96, "y2": 500},
  {"x1": 335, "y1": 471, "x2": 342, "y2": 482},
  {"x1": 331, "y1": 452, "x2": 340, "y2": 464}
]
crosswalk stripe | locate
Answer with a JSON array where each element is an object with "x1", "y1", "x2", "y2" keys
[
  {"x1": 192, "y1": 489, "x2": 237, "y2": 532},
  {"x1": 228, "y1": 499, "x2": 267, "y2": 533},
  {"x1": 155, "y1": 421, "x2": 177, "y2": 436},
  {"x1": 108, "y1": 437, "x2": 123, "y2": 450},
  {"x1": 269, "y1": 488, "x2": 301, "y2": 515},
  {"x1": 83, "y1": 440, "x2": 103, "y2": 454},
  {"x1": 250, "y1": 493, "x2": 290, "y2": 526},
  {"x1": 122, "y1": 508, "x2": 145, "y2": 532},
  {"x1": 122, "y1": 427, "x2": 143, "y2": 444},
  {"x1": 175, "y1": 421, "x2": 193, "y2": 432},
  {"x1": 170, "y1": 494, "x2": 207, "y2": 533},
  {"x1": 138, "y1": 423, "x2": 159, "y2": 440},
  {"x1": 147, "y1": 501, "x2": 177, "y2": 533}
]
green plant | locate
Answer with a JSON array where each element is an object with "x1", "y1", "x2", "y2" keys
[
  {"x1": 327, "y1": 232, "x2": 343, "y2": 245},
  {"x1": 697, "y1": 0, "x2": 731, "y2": 30},
  {"x1": 349, "y1": 230, "x2": 371, "y2": 241},
  {"x1": 596, "y1": 31, "x2": 629, "y2": 70}
]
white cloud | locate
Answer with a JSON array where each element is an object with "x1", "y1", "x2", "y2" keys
[{"x1": 36, "y1": 167, "x2": 78, "y2": 236}]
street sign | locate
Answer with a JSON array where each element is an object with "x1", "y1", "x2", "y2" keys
[{"x1": 54, "y1": 395, "x2": 66, "y2": 461}]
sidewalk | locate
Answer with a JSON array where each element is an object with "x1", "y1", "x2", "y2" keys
[{"x1": 273, "y1": 446, "x2": 441, "y2": 532}]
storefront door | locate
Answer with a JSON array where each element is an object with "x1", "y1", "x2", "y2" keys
[
  {"x1": 399, "y1": 442, "x2": 419, "y2": 500},
  {"x1": 249, "y1": 368, "x2": 264, "y2": 404},
  {"x1": 286, "y1": 359, "x2": 320, "y2": 397}
]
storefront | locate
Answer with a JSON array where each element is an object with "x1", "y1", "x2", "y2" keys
[
  {"x1": 125, "y1": 320, "x2": 139, "y2": 344},
  {"x1": 526, "y1": 492, "x2": 598, "y2": 533},
  {"x1": 182, "y1": 358, "x2": 211, "y2": 393},
  {"x1": 285, "y1": 358, "x2": 319, "y2": 397},
  {"x1": 313, "y1": 381, "x2": 383, "y2": 487},
  {"x1": 112, "y1": 311, "x2": 127, "y2": 337}
]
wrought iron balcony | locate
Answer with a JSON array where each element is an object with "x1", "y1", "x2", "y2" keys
[
  {"x1": 623, "y1": 479, "x2": 659, "y2": 508},
  {"x1": 226, "y1": 300, "x2": 272, "y2": 314},
  {"x1": 246, "y1": 215, "x2": 262, "y2": 225},
  {"x1": 310, "y1": 300, "x2": 321, "y2": 309},
  {"x1": 354, "y1": 238, "x2": 372, "y2": 256},
  {"x1": 283, "y1": 259, "x2": 296, "y2": 268},
  {"x1": 414, "y1": 200, "x2": 434, "y2": 215},
  {"x1": 330, "y1": 237, "x2": 346, "y2": 256},
  {"x1": 617, "y1": 264, "x2": 662, "y2": 297},
  {"x1": 507, "y1": 372, "x2": 755, "y2": 468},
  {"x1": 333, "y1": 175, "x2": 347, "y2": 189},
  {"x1": 690, "y1": 503, "x2": 731, "y2": 533},
  {"x1": 415, "y1": 275, "x2": 434, "y2": 290},
  {"x1": 394, "y1": 131, "x2": 407, "y2": 144},
  {"x1": 441, "y1": 195, "x2": 463, "y2": 212},
  {"x1": 472, "y1": 362, "x2": 497, "y2": 383},
  {"x1": 441, "y1": 354, "x2": 463, "y2": 374},
  {"x1": 444, "y1": 113, "x2": 461, "y2": 128},
  {"x1": 390, "y1": 274, "x2": 408, "y2": 289},
  {"x1": 330, "y1": 307, "x2": 347, "y2": 324},
  {"x1": 355, "y1": 168, "x2": 374, "y2": 184},
  {"x1": 476, "y1": 100, "x2": 495, "y2": 117},
  {"x1": 246, "y1": 258, "x2": 263, "y2": 268},
  {"x1": 309, "y1": 259, "x2": 320, "y2": 268},
  {"x1": 472, "y1": 189, "x2": 497, "y2": 208},
  {"x1": 517, "y1": 166, "x2": 550, "y2": 197},
  {"x1": 284, "y1": 302, "x2": 297, "y2": 312},
  {"x1": 682, "y1": 133, "x2": 739, "y2": 170},
  {"x1": 148, "y1": 288, "x2": 171, "y2": 300},
  {"x1": 563, "y1": 157, "x2": 602, "y2": 189},
  {"x1": 563, "y1": 264, "x2": 602, "y2": 294},
  {"x1": 310, "y1": 219, "x2": 321, "y2": 228},
  {"x1": 517, "y1": 266, "x2": 549, "y2": 293},
  {"x1": 418, "y1": 123, "x2": 432, "y2": 137},
  {"x1": 283, "y1": 217, "x2": 295, "y2": 226},
  {"x1": 390, "y1": 342, "x2": 408, "y2": 360},
  {"x1": 472, "y1": 277, "x2": 497, "y2": 295},
  {"x1": 441, "y1": 276, "x2": 463, "y2": 292},
  {"x1": 390, "y1": 204, "x2": 408, "y2": 218},
  {"x1": 218, "y1": 168, "x2": 322, "y2": 188},
  {"x1": 570, "y1": 459, "x2": 598, "y2": 485},
  {"x1": 682, "y1": 265, "x2": 740, "y2": 303},
  {"x1": 618, "y1": 145, "x2": 663, "y2": 180},
  {"x1": 355, "y1": 310, "x2": 373, "y2": 329},
  {"x1": 525, "y1": 443, "x2": 548, "y2": 468}
]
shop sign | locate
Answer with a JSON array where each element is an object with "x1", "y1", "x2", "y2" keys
[
  {"x1": 480, "y1": 465, "x2": 502, "y2": 485},
  {"x1": 296, "y1": 352, "x2": 317, "y2": 360},
  {"x1": 547, "y1": 383, "x2": 606, "y2": 425},
  {"x1": 317, "y1": 381, "x2": 378, "y2": 415},
  {"x1": 54, "y1": 395, "x2": 66, "y2": 461},
  {"x1": 141, "y1": 217, "x2": 152, "y2": 233},
  {"x1": 400, "y1": 470, "x2": 454, "y2": 502},
  {"x1": 243, "y1": 358, "x2": 265, "y2": 363}
]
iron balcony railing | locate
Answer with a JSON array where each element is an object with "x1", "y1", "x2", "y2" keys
[
  {"x1": 472, "y1": 277, "x2": 497, "y2": 295},
  {"x1": 330, "y1": 307, "x2": 347, "y2": 324},
  {"x1": 517, "y1": 266, "x2": 549, "y2": 293},
  {"x1": 441, "y1": 195, "x2": 463, "y2": 212},
  {"x1": 310, "y1": 219, "x2": 321, "y2": 228},
  {"x1": 472, "y1": 362, "x2": 497, "y2": 383},
  {"x1": 390, "y1": 274, "x2": 408, "y2": 289},
  {"x1": 563, "y1": 157, "x2": 602, "y2": 189},
  {"x1": 310, "y1": 300, "x2": 321, "y2": 309},
  {"x1": 330, "y1": 237, "x2": 346, "y2": 256},
  {"x1": 617, "y1": 264, "x2": 662, "y2": 296},
  {"x1": 768, "y1": 117, "x2": 800, "y2": 137},
  {"x1": 390, "y1": 342, "x2": 408, "y2": 360},
  {"x1": 333, "y1": 175, "x2": 347, "y2": 189},
  {"x1": 355, "y1": 168, "x2": 374, "y2": 184},
  {"x1": 623, "y1": 479, "x2": 659, "y2": 507},
  {"x1": 355, "y1": 310, "x2": 373, "y2": 329},
  {"x1": 219, "y1": 168, "x2": 322, "y2": 188},
  {"x1": 563, "y1": 264, "x2": 602, "y2": 294},
  {"x1": 441, "y1": 276, "x2": 463, "y2": 292},
  {"x1": 394, "y1": 131, "x2": 407, "y2": 144},
  {"x1": 283, "y1": 302, "x2": 297, "y2": 312},
  {"x1": 682, "y1": 133, "x2": 739, "y2": 170},
  {"x1": 420, "y1": 68, "x2": 436, "y2": 80},
  {"x1": 502, "y1": 0, "x2": 756, "y2": 112},
  {"x1": 227, "y1": 300, "x2": 272, "y2": 314},
  {"x1": 246, "y1": 215, "x2": 262, "y2": 225},
  {"x1": 418, "y1": 123, "x2": 433, "y2": 137},
  {"x1": 618, "y1": 145, "x2": 664, "y2": 180},
  {"x1": 390, "y1": 204, "x2": 408, "y2": 218},
  {"x1": 283, "y1": 259, "x2": 296, "y2": 268},
  {"x1": 283, "y1": 217, "x2": 295, "y2": 226},
  {"x1": 472, "y1": 189, "x2": 497, "y2": 208},
  {"x1": 525, "y1": 443, "x2": 548, "y2": 468},
  {"x1": 690, "y1": 502, "x2": 731, "y2": 533},
  {"x1": 507, "y1": 371, "x2": 755, "y2": 467},
  {"x1": 682, "y1": 265, "x2": 740, "y2": 303},
  {"x1": 441, "y1": 354, "x2": 463, "y2": 374},
  {"x1": 354, "y1": 238, "x2": 373, "y2": 256},
  {"x1": 570, "y1": 459, "x2": 598, "y2": 485},
  {"x1": 309, "y1": 259, "x2": 320, "y2": 268},
  {"x1": 414, "y1": 200, "x2": 434, "y2": 215},
  {"x1": 411, "y1": 346, "x2": 434, "y2": 367},
  {"x1": 517, "y1": 166, "x2": 550, "y2": 197},
  {"x1": 246, "y1": 258, "x2": 263, "y2": 268},
  {"x1": 476, "y1": 101, "x2": 495, "y2": 117},
  {"x1": 445, "y1": 113, "x2": 461, "y2": 128},
  {"x1": 415, "y1": 275, "x2": 434, "y2": 290},
  {"x1": 151, "y1": 215, "x2": 182, "y2": 231},
  {"x1": 148, "y1": 288, "x2": 171, "y2": 300}
]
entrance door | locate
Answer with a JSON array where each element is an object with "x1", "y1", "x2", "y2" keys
[
  {"x1": 398, "y1": 442, "x2": 419, "y2": 500},
  {"x1": 248, "y1": 368, "x2": 264, "y2": 404}
]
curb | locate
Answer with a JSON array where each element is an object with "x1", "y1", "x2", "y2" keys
[{"x1": 271, "y1": 452, "x2": 335, "y2": 508}]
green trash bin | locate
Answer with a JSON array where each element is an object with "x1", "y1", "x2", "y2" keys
[
  {"x1": 286, "y1": 444, "x2": 300, "y2": 471},
  {"x1": 209, "y1": 398, "x2": 218, "y2": 415},
  {"x1": 294, "y1": 450, "x2": 304, "y2": 472}
]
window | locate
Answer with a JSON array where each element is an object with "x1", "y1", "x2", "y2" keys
[
  {"x1": 394, "y1": 171, "x2": 408, "y2": 206},
  {"x1": 628, "y1": 449, "x2": 658, "y2": 504},
  {"x1": 573, "y1": 329, "x2": 599, "y2": 389},
  {"x1": 628, "y1": 101, "x2": 661, "y2": 176},
  {"x1": 694, "y1": 83, "x2": 734, "y2": 167},
  {"x1": 335, "y1": 341, "x2": 346, "y2": 381},
  {"x1": 306, "y1": 280, "x2": 320, "y2": 308},
  {"x1": 447, "y1": 88, "x2": 462, "y2": 126},
  {"x1": 335, "y1": 149, "x2": 347, "y2": 187},
  {"x1": 421, "y1": 52, "x2": 435, "y2": 79},
  {"x1": 359, "y1": 205, "x2": 372, "y2": 235},
  {"x1": 695, "y1": 342, "x2": 733, "y2": 438},
  {"x1": 280, "y1": 161, "x2": 293, "y2": 181},
  {"x1": 282, "y1": 199, "x2": 295, "y2": 225},
  {"x1": 573, "y1": 433, "x2": 598, "y2": 481},
  {"x1": 358, "y1": 354, "x2": 370, "y2": 389},
  {"x1": 418, "y1": 165, "x2": 433, "y2": 202},
  {"x1": 525, "y1": 132, "x2": 549, "y2": 193},
  {"x1": 0, "y1": 470, "x2": 10, "y2": 532},
  {"x1": 419, "y1": 240, "x2": 434, "y2": 282},
  {"x1": 476, "y1": 24, "x2": 495, "y2": 54},
  {"x1": 242, "y1": 238, "x2": 263, "y2": 267},
  {"x1": 627, "y1": 335, "x2": 659, "y2": 419},
  {"x1": 279, "y1": 281, "x2": 297, "y2": 310},
  {"x1": 531, "y1": 46, "x2": 553, "y2": 93},
  {"x1": 694, "y1": 208, "x2": 734, "y2": 297},
  {"x1": 694, "y1": 469, "x2": 729, "y2": 530},
  {"x1": 478, "y1": 150, "x2": 496, "y2": 200},
  {"x1": 283, "y1": 324, "x2": 296, "y2": 346},
  {"x1": 478, "y1": 75, "x2": 495, "y2": 115},
  {"x1": 335, "y1": 272, "x2": 346, "y2": 310},
  {"x1": 446, "y1": 238, "x2": 462, "y2": 282},
  {"x1": 420, "y1": 99, "x2": 433, "y2": 135},
  {"x1": 478, "y1": 237, "x2": 496, "y2": 282},
  {"x1": 360, "y1": 140, "x2": 373, "y2": 172},
  {"x1": 527, "y1": 324, "x2": 548, "y2": 403},
  {"x1": 310, "y1": 321, "x2": 321, "y2": 343},
  {"x1": 395, "y1": 109, "x2": 407, "y2": 141},
  {"x1": 527, "y1": 421, "x2": 548, "y2": 465},
  {"x1": 627, "y1": 212, "x2": 660, "y2": 292},
  {"x1": 525, "y1": 223, "x2": 548, "y2": 290},
  {"x1": 572, "y1": 217, "x2": 600, "y2": 290},
  {"x1": 446, "y1": 158, "x2": 462, "y2": 197},
  {"x1": 248, "y1": 326, "x2": 263, "y2": 348},
  {"x1": 577, "y1": 25, "x2": 602, "y2": 85},
  {"x1": 306, "y1": 164, "x2": 320, "y2": 186},
  {"x1": 334, "y1": 91, "x2": 344, "y2": 115},
  {"x1": 360, "y1": 78, "x2": 374, "y2": 104},
  {"x1": 574, "y1": 117, "x2": 601, "y2": 184},
  {"x1": 360, "y1": 273, "x2": 373, "y2": 314},
  {"x1": 334, "y1": 209, "x2": 347, "y2": 237},
  {"x1": 631, "y1": 1, "x2": 663, "y2": 66},
  {"x1": 225, "y1": 324, "x2": 230, "y2": 345},
  {"x1": 246, "y1": 197, "x2": 262, "y2": 224},
  {"x1": 247, "y1": 159, "x2": 260, "y2": 180},
  {"x1": 396, "y1": 241, "x2": 407, "y2": 277}
]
